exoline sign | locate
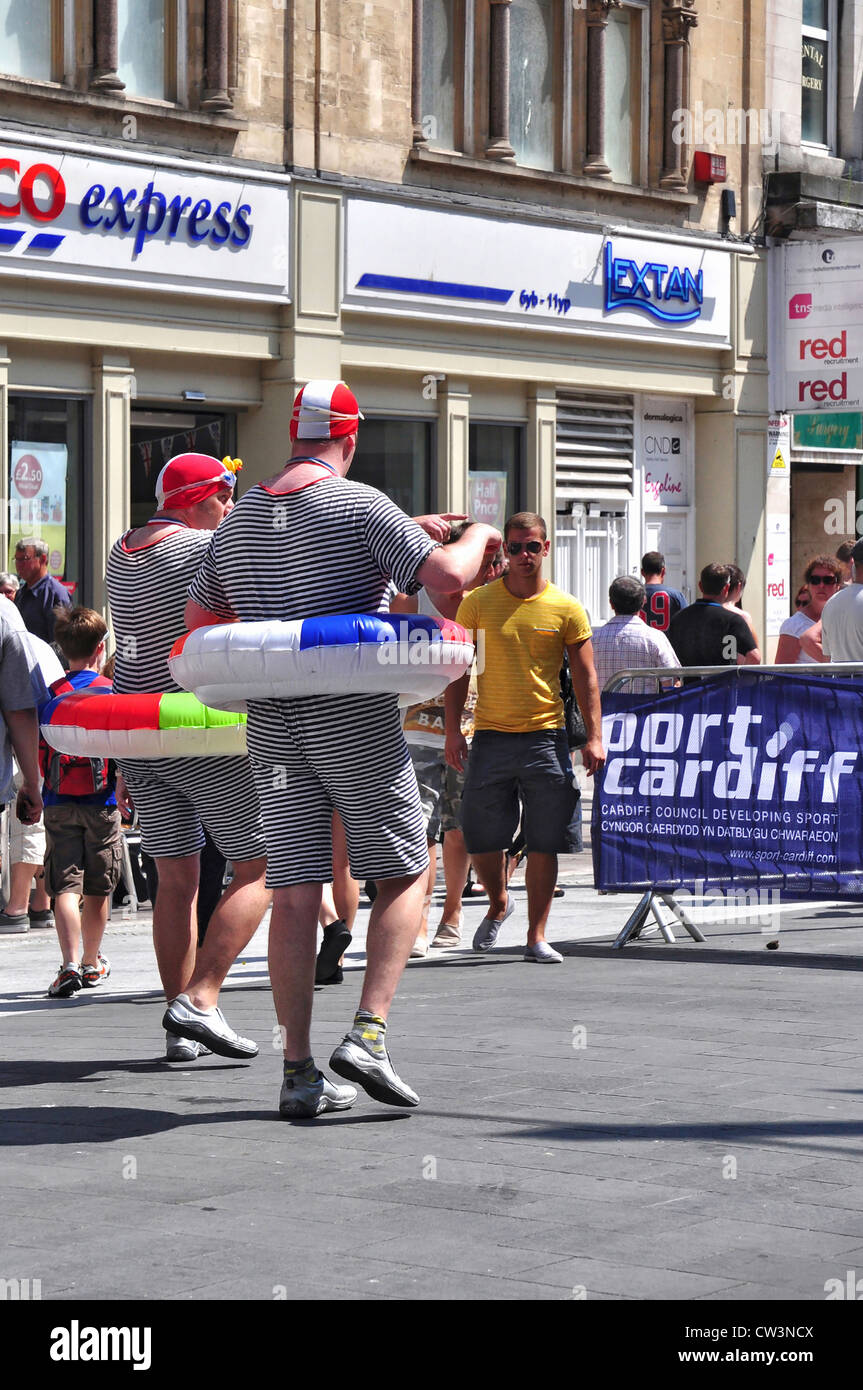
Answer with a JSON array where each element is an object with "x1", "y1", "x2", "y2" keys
[
  {"x1": 0, "y1": 137, "x2": 290, "y2": 301},
  {"x1": 603, "y1": 242, "x2": 704, "y2": 325}
]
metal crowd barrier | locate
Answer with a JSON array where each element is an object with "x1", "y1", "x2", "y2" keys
[{"x1": 600, "y1": 662, "x2": 863, "y2": 949}]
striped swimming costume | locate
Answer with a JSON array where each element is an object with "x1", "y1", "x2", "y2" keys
[
  {"x1": 106, "y1": 525, "x2": 266, "y2": 862},
  {"x1": 188, "y1": 475, "x2": 437, "y2": 886}
]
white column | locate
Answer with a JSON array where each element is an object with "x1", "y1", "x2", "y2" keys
[
  {"x1": 91, "y1": 354, "x2": 134, "y2": 616},
  {"x1": 527, "y1": 385, "x2": 557, "y2": 574},
  {"x1": 438, "y1": 380, "x2": 470, "y2": 517}
]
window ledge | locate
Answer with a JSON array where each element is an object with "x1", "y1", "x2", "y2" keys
[
  {"x1": 0, "y1": 74, "x2": 247, "y2": 132},
  {"x1": 409, "y1": 145, "x2": 698, "y2": 209}
]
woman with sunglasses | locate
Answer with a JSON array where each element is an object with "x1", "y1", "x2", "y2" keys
[{"x1": 775, "y1": 555, "x2": 842, "y2": 664}]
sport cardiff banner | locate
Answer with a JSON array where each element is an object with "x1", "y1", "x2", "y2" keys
[{"x1": 592, "y1": 671, "x2": 863, "y2": 899}]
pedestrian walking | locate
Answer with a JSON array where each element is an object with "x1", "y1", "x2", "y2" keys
[
  {"x1": 446, "y1": 511, "x2": 604, "y2": 965},
  {"x1": 186, "y1": 379, "x2": 502, "y2": 1117},
  {"x1": 591, "y1": 576, "x2": 680, "y2": 693},
  {"x1": 106, "y1": 453, "x2": 270, "y2": 1063}
]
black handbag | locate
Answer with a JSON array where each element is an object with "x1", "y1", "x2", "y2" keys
[{"x1": 560, "y1": 654, "x2": 588, "y2": 750}]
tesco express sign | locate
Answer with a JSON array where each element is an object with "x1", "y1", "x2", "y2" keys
[
  {"x1": 0, "y1": 153, "x2": 251, "y2": 256},
  {"x1": 0, "y1": 142, "x2": 289, "y2": 298}
]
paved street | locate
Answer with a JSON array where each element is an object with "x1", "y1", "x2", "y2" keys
[{"x1": 4, "y1": 826, "x2": 863, "y2": 1304}]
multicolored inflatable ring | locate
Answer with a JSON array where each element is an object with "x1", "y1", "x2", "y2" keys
[
  {"x1": 41, "y1": 689, "x2": 247, "y2": 759},
  {"x1": 169, "y1": 613, "x2": 475, "y2": 713}
]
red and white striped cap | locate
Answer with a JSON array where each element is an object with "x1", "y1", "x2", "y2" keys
[
  {"x1": 290, "y1": 380, "x2": 364, "y2": 441},
  {"x1": 155, "y1": 454, "x2": 237, "y2": 510}
]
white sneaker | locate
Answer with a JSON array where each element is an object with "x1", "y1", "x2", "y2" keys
[
  {"x1": 163, "y1": 993, "x2": 258, "y2": 1059},
  {"x1": 524, "y1": 942, "x2": 564, "y2": 964},
  {"x1": 164, "y1": 1035, "x2": 211, "y2": 1062}
]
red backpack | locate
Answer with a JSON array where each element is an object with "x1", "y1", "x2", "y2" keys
[{"x1": 40, "y1": 674, "x2": 114, "y2": 798}]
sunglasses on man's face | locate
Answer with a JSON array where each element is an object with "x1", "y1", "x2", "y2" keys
[
  {"x1": 809, "y1": 574, "x2": 838, "y2": 586},
  {"x1": 506, "y1": 540, "x2": 543, "y2": 556}
]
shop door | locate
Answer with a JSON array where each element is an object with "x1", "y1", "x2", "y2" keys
[
  {"x1": 643, "y1": 512, "x2": 691, "y2": 601},
  {"x1": 556, "y1": 509, "x2": 627, "y2": 626}
]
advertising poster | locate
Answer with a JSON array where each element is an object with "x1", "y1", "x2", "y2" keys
[
  {"x1": 773, "y1": 239, "x2": 863, "y2": 411},
  {"x1": 9, "y1": 442, "x2": 67, "y2": 575},
  {"x1": 469, "y1": 472, "x2": 508, "y2": 532},
  {"x1": 593, "y1": 673, "x2": 863, "y2": 900}
]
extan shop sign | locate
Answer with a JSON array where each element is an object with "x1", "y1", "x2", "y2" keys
[
  {"x1": 771, "y1": 240, "x2": 863, "y2": 412},
  {"x1": 0, "y1": 133, "x2": 290, "y2": 300},
  {"x1": 345, "y1": 199, "x2": 732, "y2": 345}
]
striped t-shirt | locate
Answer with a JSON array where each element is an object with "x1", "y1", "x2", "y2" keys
[
  {"x1": 188, "y1": 477, "x2": 436, "y2": 630},
  {"x1": 187, "y1": 476, "x2": 438, "y2": 756},
  {"x1": 107, "y1": 527, "x2": 213, "y2": 695}
]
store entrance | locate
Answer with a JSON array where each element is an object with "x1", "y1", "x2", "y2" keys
[{"x1": 130, "y1": 409, "x2": 237, "y2": 528}]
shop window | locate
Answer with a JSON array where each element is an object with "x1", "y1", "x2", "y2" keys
[
  {"x1": 0, "y1": 0, "x2": 60, "y2": 81},
  {"x1": 802, "y1": 0, "x2": 836, "y2": 149},
  {"x1": 509, "y1": 0, "x2": 556, "y2": 170},
  {"x1": 469, "y1": 423, "x2": 524, "y2": 530},
  {"x1": 351, "y1": 419, "x2": 433, "y2": 517},
  {"x1": 130, "y1": 409, "x2": 236, "y2": 528},
  {"x1": 7, "y1": 395, "x2": 85, "y2": 598}
]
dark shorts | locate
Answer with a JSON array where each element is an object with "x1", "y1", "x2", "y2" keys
[
  {"x1": 44, "y1": 803, "x2": 123, "y2": 898},
  {"x1": 460, "y1": 730, "x2": 581, "y2": 855},
  {"x1": 408, "y1": 744, "x2": 466, "y2": 844}
]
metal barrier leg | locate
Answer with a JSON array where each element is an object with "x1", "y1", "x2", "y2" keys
[
  {"x1": 657, "y1": 891, "x2": 707, "y2": 943},
  {"x1": 649, "y1": 896, "x2": 676, "y2": 944},
  {"x1": 612, "y1": 891, "x2": 653, "y2": 949},
  {"x1": 113, "y1": 832, "x2": 138, "y2": 919}
]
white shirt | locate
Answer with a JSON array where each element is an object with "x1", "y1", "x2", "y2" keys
[
  {"x1": 821, "y1": 584, "x2": 863, "y2": 662},
  {"x1": 592, "y1": 613, "x2": 680, "y2": 693},
  {"x1": 778, "y1": 610, "x2": 820, "y2": 665}
]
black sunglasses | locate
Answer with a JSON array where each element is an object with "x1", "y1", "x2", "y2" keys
[
  {"x1": 809, "y1": 574, "x2": 838, "y2": 586},
  {"x1": 506, "y1": 541, "x2": 543, "y2": 556}
]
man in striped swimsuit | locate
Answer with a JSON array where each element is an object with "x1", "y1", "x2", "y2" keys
[
  {"x1": 107, "y1": 454, "x2": 270, "y2": 1063},
  {"x1": 186, "y1": 380, "x2": 502, "y2": 1117}
]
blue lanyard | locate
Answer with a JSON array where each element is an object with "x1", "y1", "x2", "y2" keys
[{"x1": 288, "y1": 456, "x2": 338, "y2": 475}]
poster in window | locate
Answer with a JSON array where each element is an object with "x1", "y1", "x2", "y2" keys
[
  {"x1": 9, "y1": 442, "x2": 68, "y2": 576},
  {"x1": 469, "y1": 471, "x2": 508, "y2": 532}
]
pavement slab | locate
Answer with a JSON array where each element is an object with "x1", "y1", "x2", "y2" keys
[{"x1": 4, "y1": 857, "x2": 863, "y2": 1303}]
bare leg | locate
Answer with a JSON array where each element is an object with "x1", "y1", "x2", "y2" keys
[
  {"x1": 6, "y1": 861, "x2": 40, "y2": 915},
  {"x1": 318, "y1": 882, "x2": 339, "y2": 928},
  {"x1": 80, "y1": 895, "x2": 110, "y2": 966},
  {"x1": 152, "y1": 853, "x2": 199, "y2": 1001},
  {"x1": 525, "y1": 851, "x2": 557, "y2": 945},
  {"x1": 441, "y1": 828, "x2": 469, "y2": 924},
  {"x1": 470, "y1": 850, "x2": 508, "y2": 919},
  {"x1": 30, "y1": 869, "x2": 51, "y2": 913},
  {"x1": 360, "y1": 870, "x2": 427, "y2": 1019},
  {"x1": 332, "y1": 811, "x2": 359, "y2": 931},
  {"x1": 184, "y1": 855, "x2": 270, "y2": 1010},
  {"x1": 53, "y1": 891, "x2": 82, "y2": 963},
  {"x1": 413, "y1": 841, "x2": 436, "y2": 949},
  {"x1": 269, "y1": 882, "x2": 323, "y2": 1059}
]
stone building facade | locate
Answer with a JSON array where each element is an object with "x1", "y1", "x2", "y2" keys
[{"x1": 0, "y1": 1, "x2": 771, "y2": 635}]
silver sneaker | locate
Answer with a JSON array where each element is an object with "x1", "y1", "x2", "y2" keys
[
  {"x1": 329, "y1": 1035, "x2": 419, "y2": 1108},
  {"x1": 279, "y1": 1068, "x2": 357, "y2": 1118},
  {"x1": 472, "y1": 894, "x2": 514, "y2": 952},
  {"x1": 163, "y1": 993, "x2": 258, "y2": 1059},
  {"x1": 164, "y1": 1035, "x2": 211, "y2": 1062}
]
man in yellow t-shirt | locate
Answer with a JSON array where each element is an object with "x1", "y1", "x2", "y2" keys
[{"x1": 445, "y1": 512, "x2": 605, "y2": 963}]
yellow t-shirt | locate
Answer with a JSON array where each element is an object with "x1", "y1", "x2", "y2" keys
[{"x1": 456, "y1": 579, "x2": 591, "y2": 733}]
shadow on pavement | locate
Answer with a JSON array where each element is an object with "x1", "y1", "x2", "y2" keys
[{"x1": 0, "y1": 1104, "x2": 411, "y2": 1142}]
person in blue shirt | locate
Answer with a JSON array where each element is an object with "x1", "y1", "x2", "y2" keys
[
  {"x1": 640, "y1": 550, "x2": 688, "y2": 633},
  {"x1": 39, "y1": 608, "x2": 121, "y2": 999},
  {"x1": 14, "y1": 537, "x2": 72, "y2": 645}
]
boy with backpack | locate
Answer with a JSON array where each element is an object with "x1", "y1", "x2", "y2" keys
[{"x1": 40, "y1": 608, "x2": 121, "y2": 998}]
